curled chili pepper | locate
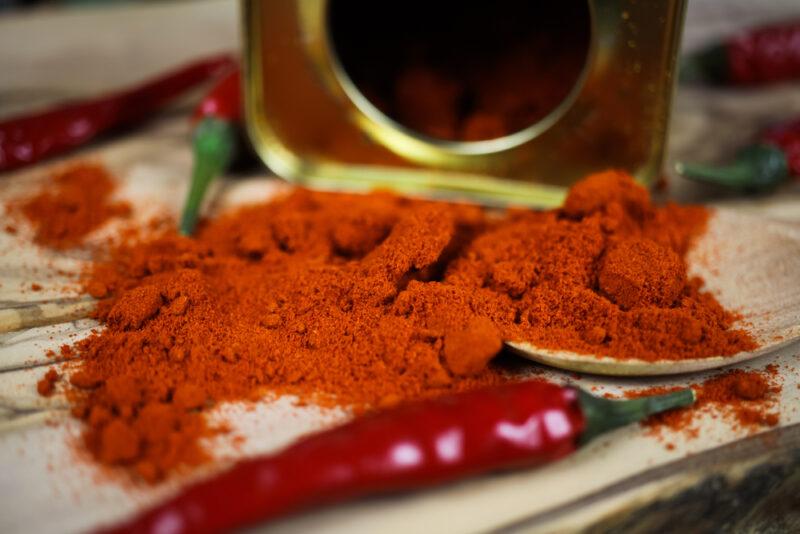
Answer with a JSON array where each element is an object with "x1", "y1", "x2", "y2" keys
[
  {"x1": 100, "y1": 381, "x2": 693, "y2": 534},
  {"x1": 0, "y1": 55, "x2": 237, "y2": 173},
  {"x1": 681, "y1": 20, "x2": 800, "y2": 86},
  {"x1": 676, "y1": 117, "x2": 800, "y2": 190},
  {"x1": 179, "y1": 67, "x2": 242, "y2": 236}
]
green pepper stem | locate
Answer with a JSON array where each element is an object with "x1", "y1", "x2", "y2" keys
[
  {"x1": 675, "y1": 160, "x2": 755, "y2": 188},
  {"x1": 577, "y1": 387, "x2": 695, "y2": 444},
  {"x1": 675, "y1": 144, "x2": 788, "y2": 191},
  {"x1": 679, "y1": 43, "x2": 729, "y2": 84},
  {"x1": 179, "y1": 117, "x2": 236, "y2": 236}
]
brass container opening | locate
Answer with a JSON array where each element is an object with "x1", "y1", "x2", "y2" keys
[
  {"x1": 243, "y1": 0, "x2": 686, "y2": 207},
  {"x1": 327, "y1": 0, "x2": 592, "y2": 150}
]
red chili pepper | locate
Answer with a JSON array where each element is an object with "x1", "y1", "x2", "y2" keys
[
  {"x1": 0, "y1": 55, "x2": 237, "y2": 173},
  {"x1": 179, "y1": 67, "x2": 242, "y2": 236},
  {"x1": 681, "y1": 20, "x2": 800, "y2": 85},
  {"x1": 763, "y1": 118, "x2": 800, "y2": 177},
  {"x1": 99, "y1": 381, "x2": 693, "y2": 534},
  {"x1": 191, "y1": 67, "x2": 242, "y2": 124},
  {"x1": 677, "y1": 116, "x2": 800, "y2": 190}
]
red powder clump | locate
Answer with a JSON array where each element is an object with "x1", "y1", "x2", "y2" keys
[
  {"x1": 449, "y1": 170, "x2": 755, "y2": 361},
  {"x1": 598, "y1": 237, "x2": 686, "y2": 310},
  {"x1": 36, "y1": 369, "x2": 60, "y2": 397},
  {"x1": 562, "y1": 169, "x2": 651, "y2": 224},
  {"x1": 12, "y1": 162, "x2": 131, "y2": 249},
  {"x1": 32, "y1": 167, "x2": 756, "y2": 482}
]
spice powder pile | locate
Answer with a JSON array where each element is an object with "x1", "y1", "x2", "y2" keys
[
  {"x1": 28, "y1": 167, "x2": 757, "y2": 482},
  {"x1": 11, "y1": 162, "x2": 131, "y2": 249}
]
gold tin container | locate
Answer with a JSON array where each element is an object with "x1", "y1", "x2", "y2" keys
[{"x1": 242, "y1": 0, "x2": 686, "y2": 207}]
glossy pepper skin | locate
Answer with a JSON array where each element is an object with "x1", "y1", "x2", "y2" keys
[
  {"x1": 102, "y1": 380, "x2": 584, "y2": 534},
  {"x1": 681, "y1": 21, "x2": 800, "y2": 85},
  {"x1": 179, "y1": 68, "x2": 241, "y2": 236},
  {"x1": 677, "y1": 117, "x2": 800, "y2": 191},
  {"x1": 0, "y1": 55, "x2": 236, "y2": 173},
  {"x1": 191, "y1": 67, "x2": 241, "y2": 124},
  {"x1": 763, "y1": 118, "x2": 800, "y2": 177},
  {"x1": 100, "y1": 381, "x2": 693, "y2": 534}
]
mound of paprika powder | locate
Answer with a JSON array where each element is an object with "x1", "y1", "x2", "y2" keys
[{"x1": 31, "y1": 167, "x2": 756, "y2": 482}]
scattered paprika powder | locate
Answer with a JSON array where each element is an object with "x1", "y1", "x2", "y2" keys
[
  {"x1": 32, "y1": 166, "x2": 756, "y2": 482},
  {"x1": 628, "y1": 365, "x2": 781, "y2": 444},
  {"x1": 11, "y1": 162, "x2": 131, "y2": 249}
]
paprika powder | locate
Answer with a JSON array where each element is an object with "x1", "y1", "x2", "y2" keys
[
  {"x1": 27, "y1": 166, "x2": 756, "y2": 482},
  {"x1": 11, "y1": 162, "x2": 131, "y2": 249},
  {"x1": 628, "y1": 365, "x2": 781, "y2": 443}
]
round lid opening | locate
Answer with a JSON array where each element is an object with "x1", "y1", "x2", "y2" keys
[{"x1": 328, "y1": 0, "x2": 591, "y2": 145}]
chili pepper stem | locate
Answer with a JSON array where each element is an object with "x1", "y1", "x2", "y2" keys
[
  {"x1": 675, "y1": 144, "x2": 789, "y2": 191},
  {"x1": 675, "y1": 161, "x2": 755, "y2": 188},
  {"x1": 577, "y1": 387, "x2": 695, "y2": 444},
  {"x1": 180, "y1": 117, "x2": 236, "y2": 236},
  {"x1": 679, "y1": 43, "x2": 728, "y2": 84}
]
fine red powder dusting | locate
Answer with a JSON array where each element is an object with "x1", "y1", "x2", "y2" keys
[
  {"x1": 628, "y1": 365, "x2": 781, "y2": 442},
  {"x1": 11, "y1": 162, "x2": 131, "y2": 249},
  {"x1": 31, "y1": 166, "x2": 758, "y2": 482}
]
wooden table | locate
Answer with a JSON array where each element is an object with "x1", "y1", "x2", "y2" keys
[{"x1": 1, "y1": 2, "x2": 799, "y2": 533}]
